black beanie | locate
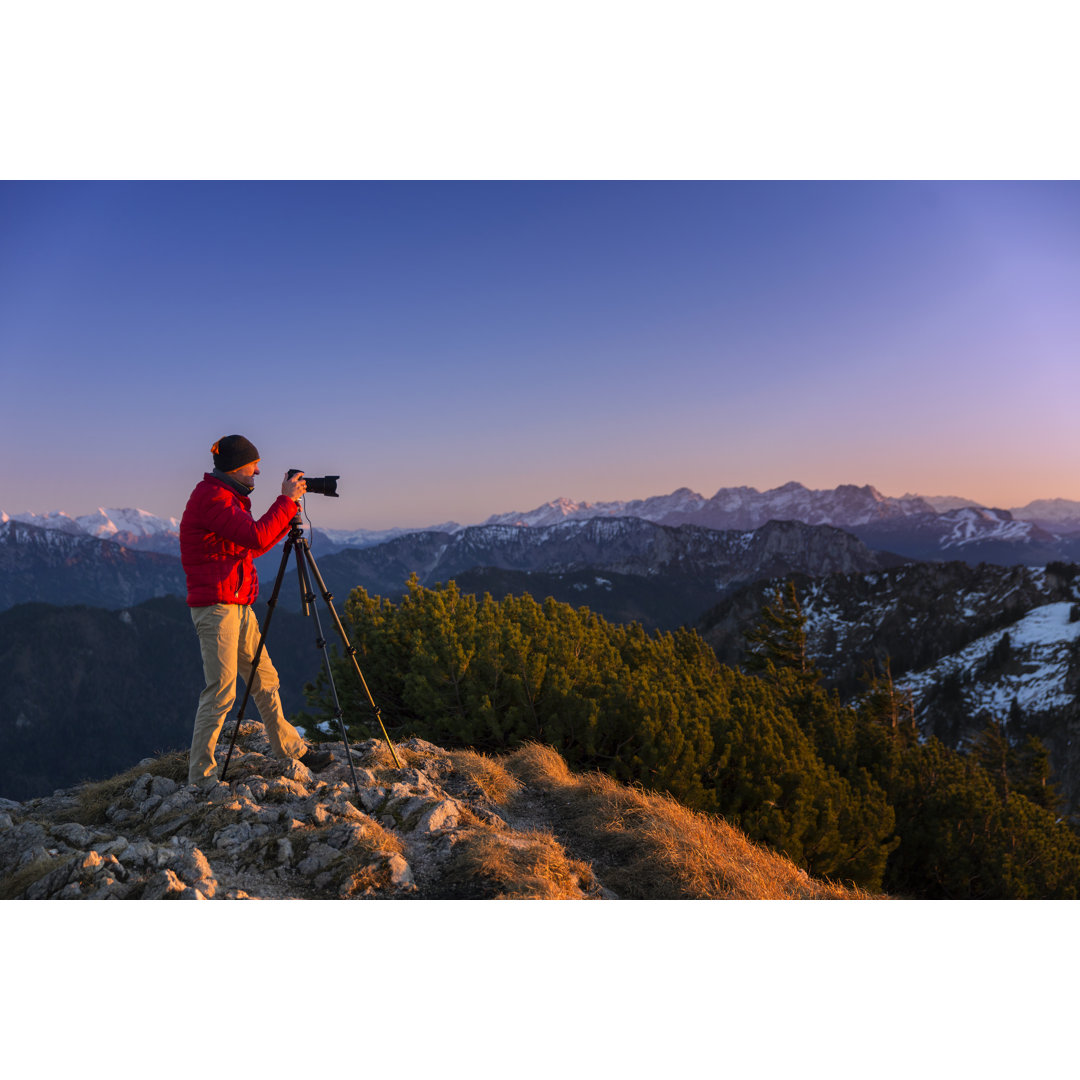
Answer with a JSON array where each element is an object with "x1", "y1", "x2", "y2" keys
[{"x1": 211, "y1": 435, "x2": 260, "y2": 472}]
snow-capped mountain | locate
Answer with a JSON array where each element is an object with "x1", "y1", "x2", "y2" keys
[
  {"x1": 486, "y1": 484, "x2": 1080, "y2": 565},
  {"x1": 1012, "y1": 498, "x2": 1080, "y2": 535},
  {"x1": 938, "y1": 507, "x2": 1034, "y2": 547},
  {"x1": 315, "y1": 521, "x2": 463, "y2": 554},
  {"x1": 1, "y1": 508, "x2": 182, "y2": 556},
  {"x1": 0, "y1": 508, "x2": 458, "y2": 559},
  {"x1": 8, "y1": 481, "x2": 1080, "y2": 566},
  {"x1": 3, "y1": 507, "x2": 179, "y2": 538},
  {"x1": 482, "y1": 489, "x2": 714, "y2": 528},
  {"x1": 852, "y1": 506, "x2": 1071, "y2": 564},
  {"x1": 900, "y1": 493, "x2": 983, "y2": 512},
  {"x1": 483, "y1": 483, "x2": 935, "y2": 530},
  {"x1": 0, "y1": 520, "x2": 186, "y2": 609}
]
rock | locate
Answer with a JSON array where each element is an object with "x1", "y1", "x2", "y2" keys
[
  {"x1": 92, "y1": 836, "x2": 131, "y2": 859},
  {"x1": 7, "y1": 821, "x2": 48, "y2": 851},
  {"x1": 155, "y1": 840, "x2": 219, "y2": 897},
  {"x1": 323, "y1": 822, "x2": 369, "y2": 850},
  {"x1": 357, "y1": 786, "x2": 386, "y2": 813},
  {"x1": 51, "y1": 822, "x2": 95, "y2": 848},
  {"x1": 147, "y1": 814, "x2": 195, "y2": 841},
  {"x1": 142, "y1": 869, "x2": 188, "y2": 899},
  {"x1": 234, "y1": 780, "x2": 266, "y2": 802},
  {"x1": 264, "y1": 777, "x2": 310, "y2": 802},
  {"x1": 152, "y1": 787, "x2": 197, "y2": 818},
  {"x1": 416, "y1": 799, "x2": 461, "y2": 834},
  {"x1": 278, "y1": 758, "x2": 314, "y2": 786},
  {"x1": 324, "y1": 794, "x2": 367, "y2": 823},
  {"x1": 390, "y1": 795, "x2": 429, "y2": 826},
  {"x1": 23, "y1": 850, "x2": 128, "y2": 900},
  {"x1": 106, "y1": 805, "x2": 138, "y2": 826},
  {"x1": 297, "y1": 842, "x2": 340, "y2": 877},
  {"x1": 19, "y1": 841, "x2": 52, "y2": 869},
  {"x1": 213, "y1": 823, "x2": 253, "y2": 850},
  {"x1": 470, "y1": 806, "x2": 508, "y2": 829},
  {"x1": 387, "y1": 854, "x2": 414, "y2": 888},
  {"x1": 117, "y1": 838, "x2": 156, "y2": 867}
]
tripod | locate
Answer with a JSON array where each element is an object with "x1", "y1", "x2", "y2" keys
[{"x1": 220, "y1": 514, "x2": 402, "y2": 793}]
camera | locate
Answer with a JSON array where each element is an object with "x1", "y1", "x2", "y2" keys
[{"x1": 288, "y1": 469, "x2": 339, "y2": 497}]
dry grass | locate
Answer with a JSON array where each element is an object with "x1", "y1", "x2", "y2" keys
[
  {"x1": 445, "y1": 826, "x2": 600, "y2": 899},
  {"x1": 59, "y1": 750, "x2": 189, "y2": 826},
  {"x1": 361, "y1": 738, "x2": 426, "y2": 779},
  {"x1": 500, "y1": 743, "x2": 872, "y2": 900},
  {"x1": 501, "y1": 742, "x2": 576, "y2": 788},
  {"x1": 446, "y1": 749, "x2": 522, "y2": 806}
]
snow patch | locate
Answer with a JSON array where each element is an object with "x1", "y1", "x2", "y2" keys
[{"x1": 896, "y1": 602, "x2": 1080, "y2": 716}]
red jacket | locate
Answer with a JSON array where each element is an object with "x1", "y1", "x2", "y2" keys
[{"x1": 180, "y1": 474, "x2": 297, "y2": 607}]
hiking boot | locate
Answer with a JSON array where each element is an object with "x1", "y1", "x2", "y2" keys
[{"x1": 300, "y1": 748, "x2": 335, "y2": 773}]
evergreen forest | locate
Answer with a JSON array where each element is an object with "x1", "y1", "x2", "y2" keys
[{"x1": 301, "y1": 576, "x2": 1080, "y2": 899}]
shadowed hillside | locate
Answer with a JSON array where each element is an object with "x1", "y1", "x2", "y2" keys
[{"x1": 0, "y1": 596, "x2": 330, "y2": 801}]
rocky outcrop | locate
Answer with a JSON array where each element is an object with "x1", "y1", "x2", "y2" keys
[
  {"x1": 0, "y1": 722, "x2": 864, "y2": 900},
  {"x1": 0, "y1": 725, "x2": 546, "y2": 900},
  {"x1": 0, "y1": 723, "x2": 603, "y2": 900}
]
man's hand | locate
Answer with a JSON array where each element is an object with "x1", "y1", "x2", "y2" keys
[{"x1": 282, "y1": 471, "x2": 307, "y2": 501}]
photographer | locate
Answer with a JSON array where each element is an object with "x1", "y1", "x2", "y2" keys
[{"x1": 180, "y1": 434, "x2": 333, "y2": 788}]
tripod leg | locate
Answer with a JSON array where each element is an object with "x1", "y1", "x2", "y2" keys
[
  {"x1": 301, "y1": 542, "x2": 403, "y2": 768},
  {"x1": 220, "y1": 538, "x2": 293, "y2": 782},
  {"x1": 295, "y1": 548, "x2": 364, "y2": 796}
]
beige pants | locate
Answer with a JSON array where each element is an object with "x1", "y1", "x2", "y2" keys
[{"x1": 188, "y1": 603, "x2": 307, "y2": 784}]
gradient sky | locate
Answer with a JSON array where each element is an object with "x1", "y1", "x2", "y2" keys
[{"x1": 2, "y1": 180, "x2": 1078, "y2": 530}]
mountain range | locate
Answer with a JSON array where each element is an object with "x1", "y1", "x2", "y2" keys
[
  {"x1": 285, "y1": 516, "x2": 903, "y2": 625},
  {"x1": 0, "y1": 512, "x2": 901, "y2": 628},
  {"x1": 481, "y1": 484, "x2": 1080, "y2": 563},
  {"x1": 8, "y1": 481, "x2": 1080, "y2": 563}
]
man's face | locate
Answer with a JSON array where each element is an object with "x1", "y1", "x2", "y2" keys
[{"x1": 230, "y1": 459, "x2": 261, "y2": 485}]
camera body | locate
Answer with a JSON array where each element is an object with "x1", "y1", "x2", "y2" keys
[{"x1": 288, "y1": 469, "x2": 340, "y2": 497}]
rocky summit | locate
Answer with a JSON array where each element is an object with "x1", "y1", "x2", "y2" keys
[{"x1": 0, "y1": 722, "x2": 862, "y2": 901}]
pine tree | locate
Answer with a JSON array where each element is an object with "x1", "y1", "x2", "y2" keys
[
  {"x1": 1010, "y1": 733, "x2": 1061, "y2": 814},
  {"x1": 971, "y1": 718, "x2": 1011, "y2": 802},
  {"x1": 743, "y1": 581, "x2": 819, "y2": 693}
]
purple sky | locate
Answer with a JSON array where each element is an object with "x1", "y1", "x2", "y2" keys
[{"x1": 2, "y1": 180, "x2": 1078, "y2": 530}]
